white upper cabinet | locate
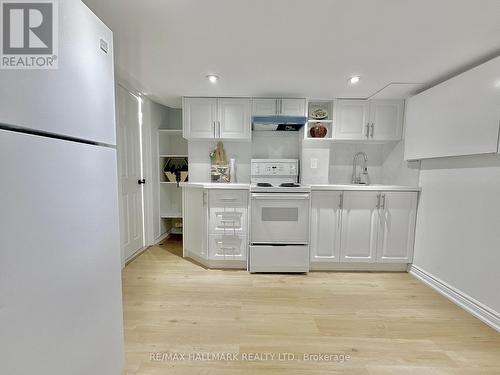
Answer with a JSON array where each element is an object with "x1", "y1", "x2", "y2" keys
[
  {"x1": 340, "y1": 191, "x2": 380, "y2": 262},
  {"x1": 183, "y1": 97, "x2": 251, "y2": 140},
  {"x1": 252, "y1": 98, "x2": 306, "y2": 116},
  {"x1": 183, "y1": 97, "x2": 217, "y2": 139},
  {"x1": 280, "y1": 99, "x2": 306, "y2": 116},
  {"x1": 218, "y1": 98, "x2": 252, "y2": 139},
  {"x1": 252, "y1": 98, "x2": 278, "y2": 116},
  {"x1": 310, "y1": 191, "x2": 342, "y2": 263},
  {"x1": 377, "y1": 192, "x2": 417, "y2": 263},
  {"x1": 334, "y1": 100, "x2": 370, "y2": 140},
  {"x1": 334, "y1": 99, "x2": 403, "y2": 141},
  {"x1": 369, "y1": 100, "x2": 404, "y2": 141}
]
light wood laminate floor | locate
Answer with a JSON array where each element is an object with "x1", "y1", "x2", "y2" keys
[{"x1": 122, "y1": 238, "x2": 500, "y2": 374}]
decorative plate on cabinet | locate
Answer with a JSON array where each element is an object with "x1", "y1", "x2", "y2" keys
[{"x1": 311, "y1": 108, "x2": 328, "y2": 120}]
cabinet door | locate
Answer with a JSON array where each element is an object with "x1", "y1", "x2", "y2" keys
[
  {"x1": 252, "y1": 98, "x2": 278, "y2": 116},
  {"x1": 209, "y1": 207, "x2": 247, "y2": 235},
  {"x1": 334, "y1": 100, "x2": 370, "y2": 140},
  {"x1": 369, "y1": 100, "x2": 404, "y2": 141},
  {"x1": 218, "y1": 98, "x2": 251, "y2": 140},
  {"x1": 209, "y1": 235, "x2": 247, "y2": 261},
  {"x1": 280, "y1": 98, "x2": 306, "y2": 116},
  {"x1": 340, "y1": 191, "x2": 380, "y2": 262},
  {"x1": 377, "y1": 192, "x2": 417, "y2": 263},
  {"x1": 183, "y1": 97, "x2": 217, "y2": 139},
  {"x1": 310, "y1": 191, "x2": 342, "y2": 263}
]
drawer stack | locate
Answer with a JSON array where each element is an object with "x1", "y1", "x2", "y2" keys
[{"x1": 208, "y1": 190, "x2": 248, "y2": 261}]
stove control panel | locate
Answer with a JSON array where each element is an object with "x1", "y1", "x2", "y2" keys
[{"x1": 251, "y1": 159, "x2": 298, "y2": 178}]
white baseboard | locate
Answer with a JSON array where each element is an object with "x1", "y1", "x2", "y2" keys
[
  {"x1": 154, "y1": 231, "x2": 170, "y2": 245},
  {"x1": 409, "y1": 265, "x2": 500, "y2": 332},
  {"x1": 310, "y1": 262, "x2": 408, "y2": 272}
]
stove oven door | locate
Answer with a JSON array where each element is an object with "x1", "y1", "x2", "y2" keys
[{"x1": 251, "y1": 193, "x2": 310, "y2": 244}]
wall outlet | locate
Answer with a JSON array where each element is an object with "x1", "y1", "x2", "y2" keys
[{"x1": 310, "y1": 158, "x2": 318, "y2": 169}]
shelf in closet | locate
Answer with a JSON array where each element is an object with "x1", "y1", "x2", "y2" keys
[
  {"x1": 158, "y1": 129, "x2": 182, "y2": 133},
  {"x1": 161, "y1": 212, "x2": 183, "y2": 219}
]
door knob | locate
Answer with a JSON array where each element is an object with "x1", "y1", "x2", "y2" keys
[{"x1": 138, "y1": 179, "x2": 146, "y2": 185}]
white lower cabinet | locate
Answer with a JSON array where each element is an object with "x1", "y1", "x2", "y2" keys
[
  {"x1": 209, "y1": 235, "x2": 247, "y2": 261},
  {"x1": 310, "y1": 190, "x2": 418, "y2": 267},
  {"x1": 340, "y1": 191, "x2": 380, "y2": 262},
  {"x1": 209, "y1": 207, "x2": 247, "y2": 235},
  {"x1": 310, "y1": 191, "x2": 342, "y2": 262},
  {"x1": 207, "y1": 189, "x2": 248, "y2": 265},
  {"x1": 376, "y1": 192, "x2": 417, "y2": 263}
]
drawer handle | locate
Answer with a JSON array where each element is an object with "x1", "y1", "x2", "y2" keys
[
  {"x1": 220, "y1": 219, "x2": 237, "y2": 223},
  {"x1": 219, "y1": 197, "x2": 237, "y2": 201}
]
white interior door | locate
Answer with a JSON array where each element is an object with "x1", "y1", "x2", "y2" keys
[{"x1": 116, "y1": 85, "x2": 144, "y2": 261}]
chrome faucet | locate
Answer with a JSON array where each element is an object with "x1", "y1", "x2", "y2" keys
[{"x1": 351, "y1": 152, "x2": 370, "y2": 185}]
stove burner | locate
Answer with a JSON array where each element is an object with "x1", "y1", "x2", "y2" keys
[
  {"x1": 280, "y1": 183, "x2": 300, "y2": 187},
  {"x1": 257, "y1": 182, "x2": 273, "y2": 187}
]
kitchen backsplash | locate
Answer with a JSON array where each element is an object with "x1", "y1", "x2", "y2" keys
[{"x1": 189, "y1": 133, "x2": 419, "y2": 186}]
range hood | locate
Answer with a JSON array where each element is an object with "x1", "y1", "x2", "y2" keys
[{"x1": 252, "y1": 115, "x2": 307, "y2": 131}]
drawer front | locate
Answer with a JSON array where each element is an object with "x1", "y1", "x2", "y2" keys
[
  {"x1": 249, "y1": 245, "x2": 309, "y2": 273},
  {"x1": 209, "y1": 207, "x2": 247, "y2": 235},
  {"x1": 209, "y1": 190, "x2": 248, "y2": 207},
  {"x1": 209, "y1": 235, "x2": 247, "y2": 261}
]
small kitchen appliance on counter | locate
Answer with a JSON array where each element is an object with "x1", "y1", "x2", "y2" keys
[{"x1": 249, "y1": 159, "x2": 311, "y2": 273}]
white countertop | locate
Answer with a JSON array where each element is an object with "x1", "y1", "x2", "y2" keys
[
  {"x1": 310, "y1": 184, "x2": 421, "y2": 192},
  {"x1": 180, "y1": 182, "x2": 420, "y2": 192},
  {"x1": 179, "y1": 182, "x2": 250, "y2": 189}
]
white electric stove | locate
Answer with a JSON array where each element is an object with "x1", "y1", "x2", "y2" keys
[{"x1": 249, "y1": 159, "x2": 310, "y2": 273}]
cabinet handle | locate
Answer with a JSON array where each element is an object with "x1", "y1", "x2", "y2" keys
[
  {"x1": 218, "y1": 121, "x2": 221, "y2": 137},
  {"x1": 376, "y1": 194, "x2": 381, "y2": 209},
  {"x1": 213, "y1": 121, "x2": 216, "y2": 138},
  {"x1": 219, "y1": 197, "x2": 237, "y2": 201},
  {"x1": 339, "y1": 193, "x2": 344, "y2": 209},
  {"x1": 370, "y1": 123, "x2": 375, "y2": 138},
  {"x1": 366, "y1": 123, "x2": 370, "y2": 138},
  {"x1": 381, "y1": 194, "x2": 386, "y2": 210}
]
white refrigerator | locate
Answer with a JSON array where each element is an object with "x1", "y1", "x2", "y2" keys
[{"x1": 0, "y1": 1, "x2": 124, "y2": 374}]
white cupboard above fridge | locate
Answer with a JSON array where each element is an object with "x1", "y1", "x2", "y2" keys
[{"x1": 183, "y1": 97, "x2": 251, "y2": 140}]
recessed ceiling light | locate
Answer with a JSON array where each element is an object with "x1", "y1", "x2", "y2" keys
[
  {"x1": 206, "y1": 74, "x2": 219, "y2": 83},
  {"x1": 348, "y1": 75, "x2": 361, "y2": 85}
]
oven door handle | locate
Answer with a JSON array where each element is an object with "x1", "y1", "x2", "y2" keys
[{"x1": 251, "y1": 194, "x2": 310, "y2": 200}]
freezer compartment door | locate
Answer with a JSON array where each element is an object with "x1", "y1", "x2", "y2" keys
[
  {"x1": 0, "y1": 0, "x2": 116, "y2": 145},
  {"x1": 0, "y1": 130, "x2": 123, "y2": 375},
  {"x1": 249, "y1": 245, "x2": 309, "y2": 273}
]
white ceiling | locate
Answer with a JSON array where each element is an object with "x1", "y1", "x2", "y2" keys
[{"x1": 83, "y1": 0, "x2": 500, "y2": 108}]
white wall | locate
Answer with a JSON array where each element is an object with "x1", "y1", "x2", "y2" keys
[
  {"x1": 188, "y1": 132, "x2": 300, "y2": 182},
  {"x1": 413, "y1": 154, "x2": 500, "y2": 316},
  {"x1": 143, "y1": 98, "x2": 172, "y2": 242},
  {"x1": 301, "y1": 140, "x2": 419, "y2": 186}
]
